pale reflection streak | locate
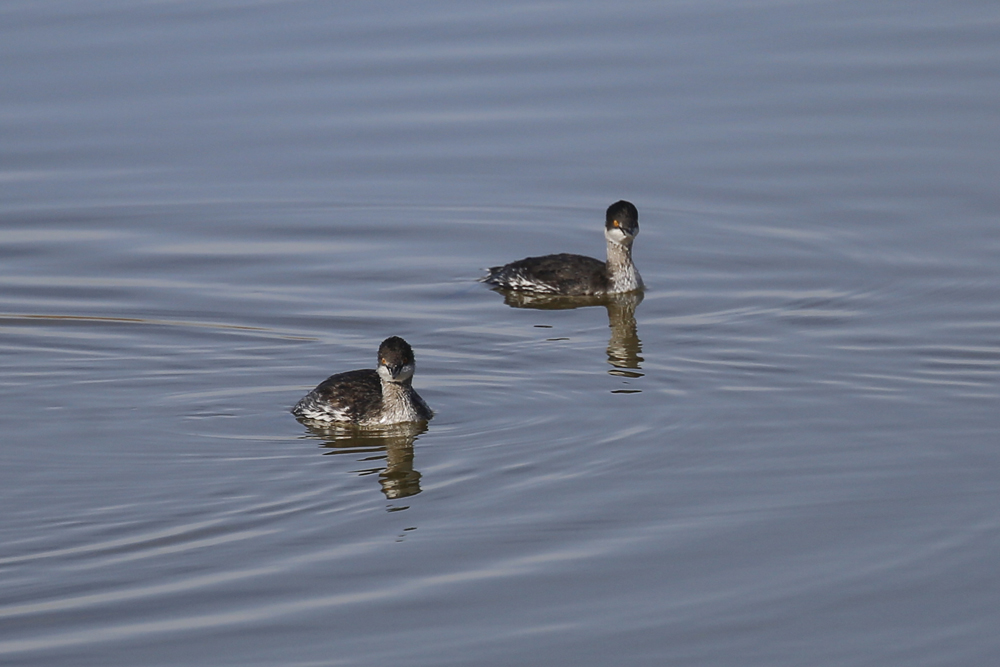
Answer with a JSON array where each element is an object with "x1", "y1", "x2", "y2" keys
[
  {"x1": 2, "y1": 312, "x2": 262, "y2": 332},
  {"x1": 0, "y1": 536, "x2": 608, "y2": 655},
  {"x1": 0, "y1": 312, "x2": 314, "y2": 339}
]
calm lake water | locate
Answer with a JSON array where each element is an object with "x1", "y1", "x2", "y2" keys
[{"x1": 3, "y1": 1, "x2": 1000, "y2": 665}]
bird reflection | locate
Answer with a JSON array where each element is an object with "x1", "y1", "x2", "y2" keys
[
  {"x1": 296, "y1": 420, "x2": 425, "y2": 500},
  {"x1": 490, "y1": 289, "x2": 644, "y2": 376}
]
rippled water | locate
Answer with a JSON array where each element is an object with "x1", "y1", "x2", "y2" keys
[{"x1": 3, "y1": 1, "x2": 1000, "y2": 665}]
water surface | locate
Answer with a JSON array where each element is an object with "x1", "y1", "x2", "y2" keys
[{"x1": 2, "y1": 1, "x2": 1000, "y2": 665}]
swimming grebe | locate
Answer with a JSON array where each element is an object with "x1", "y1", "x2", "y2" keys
[
  {"x1": 482, "y1": 200, "x2": 643, "y2": 296},
  {"x1": 292, "y1": 336, "x2": 432, "y2": 425}
]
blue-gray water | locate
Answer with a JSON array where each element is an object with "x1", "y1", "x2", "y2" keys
[{"x1": 3, "y1": 1, "x2": 999, "y2": 665}]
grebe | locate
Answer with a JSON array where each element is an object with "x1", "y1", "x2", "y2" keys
[
  {"x1": 292, "y1": 336, "x2": 432, "y2": 425},
  {"x1": 483, "y1": 200, "x2": 642, "y2": 296}
]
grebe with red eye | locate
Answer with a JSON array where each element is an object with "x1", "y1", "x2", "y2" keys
[
  {"x1": 292, "y1": 336, "x2": 432, "y2": 425},
  {"x1": 482, "y1": 200, "x2": 643, "y2": 296}
]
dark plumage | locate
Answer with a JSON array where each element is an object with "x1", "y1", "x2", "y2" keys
[
  {"x1": 482, "y1": 200, "x2": 643, "y2": 296},
  {"x1": 292, "y1": 336, "x2": 432, "y2": 425}
]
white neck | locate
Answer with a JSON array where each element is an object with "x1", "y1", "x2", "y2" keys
[
  {"x1": 377, "y1": 378, "x2": 422, "y2": 423},
  {"x1": 605, "y1": 236, "x2": 643, "y2": 293}
]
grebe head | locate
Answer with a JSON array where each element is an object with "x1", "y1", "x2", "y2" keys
[
  {"x1": 376, "y1": 336, "x2": 416, "y2": 384},
  {"x1": 604, "y1": 200, "x2": 639, "y2": 246}
]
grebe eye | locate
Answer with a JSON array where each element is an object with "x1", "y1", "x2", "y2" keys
[{"x1": 613, "y1": 219, "x2": 620, "y2": 227}]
